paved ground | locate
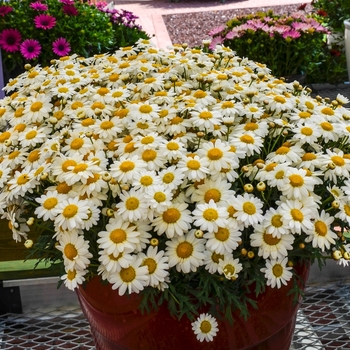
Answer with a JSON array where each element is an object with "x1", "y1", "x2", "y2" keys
[{"x1": 114, "y1": 0, "x2": 311, "y2": 49}]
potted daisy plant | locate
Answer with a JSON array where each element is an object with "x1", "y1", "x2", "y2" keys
[{"x1": 0, "y1": 39, "x2": 350, "y2": 349}]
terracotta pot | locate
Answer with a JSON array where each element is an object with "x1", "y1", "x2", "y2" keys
[{"x1": 77, "y1": 264, "x2": 309, "y2": 350}]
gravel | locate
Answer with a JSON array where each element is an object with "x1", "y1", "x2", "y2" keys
[{"x1": 163, "y1": 4, "x2": 313, "y2": 48}]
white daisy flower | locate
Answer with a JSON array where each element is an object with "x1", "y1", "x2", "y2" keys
[
  {"x1": 115, "y1": 189, "x2": 149, "y2": 221},
  {"x1": 191, "y1": 313, "x2": 219, "y2": 342},
  {"x1": 261, "y1": 257, "x2": 293, "y2": 289},
  {"x1": 177, "y1": 154, "x2": 210, "y2": 182},
  {"x1": 61, "y1": 132, "x2": 94, "y2": 157},
  {"x1": 165, "y1": 230, "x2": 205, "y2": 273},
  {"x1": 98, "y1": 249, "x2": 134, "y2": 273},
  {"x1": 140, "y1": 246, "x2": 169, "y2": 287},
  {"x1": 316, "y1": 119, "x2": 339, "y2": 142},
  {"x1": 305, "y1": 210, "x2": 337, "y2": 252},
  {"x1": 335, "y1": 201, "x2": 350, "y2": 225},
  {"x1": 140, "y1": 148, "x2": 166, "y2": 171},
  {"x1": 158, "y1": 165, "x2": 185, "y2": 191},
  {"x1": 230, "y1": 131, "x2": 264, "y2": 157},
  {"x1": 129, "y1": 101, "x2": 160, "y2": 122},
  {"x1": 217, "y1": 256, "x2": 243, "y2": 280},
  {"x1": 144, "y1": 184, "x2": 173, "y2": 214},
  {"x1": 321, "y1": 149, "x2": 350, "y2": 184},
  {"x1": 97, "y1": 215, "x2": 140, "y2": 255},
  {"x1": 191, "y1": 107, "x2": 222, "y2": 132},
  {"x1": 52, "y1": 197, "x2": 90, "y2": 231},
  {"x1": 250, "y1": 224, "x2": 294, "y2": 260},
  {"x1": 110, "y1": 155, "x2": 147, "y2": 184},
  {"x1": 193, "y1": 199, "x2": 229, "y2": 233},
  {"x1": 61, "y1": 268, "x2": 87, "y2": 291},
  {"x1": 261, "y1": 207, "x2": 290, "y2": 238},
  {"x1": 56, "y1": 230, "x2": 93, "y2": 271},
  {"x1": 203, "y1": 250, "x2": 225, "y2": 274},
  {"x1": 152, "y1": 202, "x2": 192, "y2": 238},
  {"x1": 230, "y1": 193, "x2": 264, "y2": 227},
  {"x1": 108, "y1": 256, "x2": 149, "y2": 295},
  {"x1": 23, "y1": 94, "x2": 53, "y2": 123},
  {"x1": 18, "y1": 126, "x2": 49, "y2": 148},
  {"x1": 266, "y1": 143, "x2": 304, "y2": 164},
  {"x1": 35, "y1": 190, "x2": 67, "y2": 221},
  {"x1": 133, "y1": 170, "x2": 160, "y2": 192},
  {"x1": 278, "y1": 198, "x2": 313, "y2": 234}
]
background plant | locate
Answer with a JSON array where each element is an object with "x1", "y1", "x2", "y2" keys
[{"x1": 0, "y1": 0, "x2": 149, "y2": 79}]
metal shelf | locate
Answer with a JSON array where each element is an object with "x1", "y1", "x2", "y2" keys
[{"x1": 1, "y1": 280, "x2": 350, "y2": 349}]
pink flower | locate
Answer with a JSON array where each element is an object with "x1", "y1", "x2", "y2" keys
[
  {"x1": 0, "y1": 28, "x2": 21, "y2": 53},
  {"x1": 30, "y1": 2, "x2": 49, "y2": 11},
  {"x1": 34, "y1": 14, "x2": 56, "y2": 30},
  {"x1": 0, "y1": 5, "x2": 13, "y2": 16},
  {"x1": 52, "y1": 37, "x2": 71, "y2": 56},
  {"x1": 62, "y1": 4, "x2": 78, "y2": 16},
  {"x1": 208, "y1": 25, "x2": 225, "y2": 37},
  {"x1": 209, "y1": 36, "x2": 224, "y2": 51},
  {"x1": 20, "y1": 39, "x2": 41, "y2": 60},
  {"x1": 282, "y1": 29, "x2": 301, "y2": 40}
]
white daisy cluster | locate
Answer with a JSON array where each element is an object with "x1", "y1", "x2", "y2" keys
[{"x1": 1, "y1": 39, "x2": 350, "y2": 342}]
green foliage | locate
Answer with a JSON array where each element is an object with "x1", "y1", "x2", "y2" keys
[{"x1": 0, "y1": 0, "x2": 149, "y2": 75}]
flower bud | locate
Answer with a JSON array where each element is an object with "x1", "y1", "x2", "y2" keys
[
  {"x1": 150, "y1": 238, "x2": 159, "y2": 246},
  {"x1": 194, "y1": 230, "x2": 204, "y2": 238},
  {"x1": 244, "y1": 184, "x2": 254, "y2": 193},
  {"x1": 106, "y1": 208, "x2": 114, "y2": 217},
  {"x1": 257, "y1": 182, "x2": 266, "y2": 191},
  {"x1": 26, "y1": 217, "x2": 34, "y2": 226},
  {"x1": 102, "y1": 172, "x2": 111, "y2": 182},
  {"x1": 24, "y1": 239, "x2": 33, "y2": 249},
  {"x1": 332, "y1": 200, "x2": 340, "y2": 209},
  {"x1": 332, "y1": 250, "x2": 342, "y2": 260},
  {"x1": 247, "y1": 251, "x2": 255, "y2": 259}
]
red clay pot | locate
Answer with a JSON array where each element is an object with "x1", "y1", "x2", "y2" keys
[{"x1": 77, "y1": 264, "x2": 309, "y2": 350}]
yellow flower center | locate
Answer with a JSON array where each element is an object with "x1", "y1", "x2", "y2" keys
[
  {"x1": 222, "y1": 101, "x2": 234, "y2": 108},
  {"x1": 14, "y1": 107, "x2": 24, "y2": 118},
  {"x1": 109, "y1": 73, "x2": 120, "y2": 82},
  {"x1": 204, "y1": 189, "x2": 221, "y2": 203},
  {"x1": 74, "y1": 163, "x2": 88, "y2": 173},
  {"x1": 64, "y1": 243, "x2": 78, "y2": 260},
  {"x1": 212, "y1": 252, "x2": 224, "y2": 263},
  {"x1": 207, "y1": 148, "x2": 223, "y2": 160},
  {"x1": 187, "y1": 159, "x2": 200, "y2": 170},
  {"x1": 274, "y1": 95, "x2": 286, "y2": 104},
  {"x1": 320, "y1": 121, "x2": 333, "y2": 131},
  {"x1": 331, "y1": 155, "x2": 345, "y2": 166},
  {"x1": 81, "y1": 118, "x2": 95, "y2": 127},
  {"x1": 249, "y1": 106, "x2": 258, "y2": 112},
  {"x1": 97, "y1": 87, "x2": 109, "y2": 96},
  {"x1": 57, "y1": 182, "x2": 72, "y2": 194},
  {"x1": 120, "y1": 160, "x2": 135, "y2": 172},
  {"x1": 305, "y1": 101, "x2": 315, "y2": 109},
  {"x1": 291, "y1": 208, "x2": 303, "y2": 222},
  {"x1": 167, "y1": 142, "x2": 179, "y2": 151},
  {"x1": 176, "y1": 241, "x2": 193, "y2": 259},
  {"x1": 240, "y1": 135, "x2": 254, "y2": 144},
  {"x1": 299, "y1": 111, "x2": 311, "y2": 119},
  {"x1": 302, "y1": 153, "x2": 316, "y2": 161},
  {"x1": 321, "y1": 107, "x2": 334, "y2": 116},
  {"x1": 154, "y1": 192, "x2": 166, "y2": 203},
  {"x1": 263, "y1": 232, "x2": 281, "y2": 245},
  {"x1": 54, "y1": 111, "x2": 64, "y2": 120},
  {"x1": 0, "y1": 131, "x2": 10, "y2": 143},
  {"x1": 70, "y1": 138, "x2": 84, "y2": 150},
  {"x1": 272, "y1": 264, "x2": 283, "y2": 277},
  {"x1": 30, "y1": 101, "x2": 43, "y2": 112},
  {"x1": 171, "y1": 116, "x2": 183, "y2": 125},
  {"x1": 301, "y1": 127, "x2": 313, "y2": 136},
  {"x1": 265, "y1": 163, "x2": 277, "y2": 172},
  {"x1": 142, "y1": 149, "x2": 157, "y2": 162},
  {"x1": 100, "y1": 121, "x2": 114, "y2": 130},
  {"x1": 289, "y1": 174, "x2": 304, "y2": 187},
  {"x1": 314, "y1": 221, "x2": 327, "y2": 237},
  {"x1": 244, "y1": 123, "x2": 258, "y2": 131},
  {"x1": 62, "y1": 159, "x2": 77, "y2": 172},
  {"x1": 227, "y1": 205, "x2": 237, "y2": 218},
  {"x1": 86, "y1": 173, "x2": 100, "y2": 185},
  {"x1": 224, "y1": 264, "x2": 235, "y2": 276},
  {"x1": 125, "y1": 197, "x2": 140, "y2": 210},
  {"x1": 139, "y1": 105, "x2": 153, "y2": 114},
  {"x1": 67, "y1": 270, "x2": 77, "y2": 281},
  {"x1": 203, "y1": 208, "x2": 219, "y2": 221},
  {"x1": 162, "y1": 208, "x2": 180, "y2": 223},
  {"x1": 243, "y1": 202, "x2": 256, "y2": 215},
  {"x1": 136, "y1": 122, "x2": 149, "y2": 130},
  {"x1": 144, "y1": 77, "x2": 156, "y2": 84},
  {"x1": 276, "y1": 146, "x2": 290, "y2": 155},
  {"x1": 9, "y1": 150, "x2": 20, "y2": 160},
  {"x1": 43, "y1": 197, "x2": 58, "y2": 210},
  {"x1": 14, "y1": 123, "x2": 26, "y2": 132},
  {"x1": 200, "y1": 320, "x2": 212, "y2": 334},
  {"x1": 344, "y1": 204, "x2": 350, "y2": 217},
  {"x1": 162, "y1": 172, "x2": 174, "y2": 184},
  {"x1": 193, "y1": 90, "x2": 207, "y2": 99},
  {"x1": 125, "y1": 142, "x2": 136, "y2": 154},
  {"x1": 71, "y1": 101, "x2": 84, "y2": 110},
  {"x1": 140, "y1": 175, "x2": 153, "y2": 186},
  {"x1": 143, "y1": 258, "x2": 157, "y2": 274},
  {"x1": 17, "y1": 174, "x2": 29, "y2": 185},
  {"x1": 159, "y1": 110, "x2": 168, "y2": 118},
  {"x1": 110, "y1": 229, "x2": 127, "y2": 244},
  {"x1": 28, "y1": 150, "x2": 40, "y2": 163},
  {"x1": 271, "y1": 214, "x2": 283, "y2": 228},
  {"x1": 120, "y1": 266, "x2": 136, "y2": 283},
  {"x1": 63, "y1": 204, "x2": 78, "y2": 218},
  {"x1": 199, "y1": 111, "x2": 212, "y2": 119},
  {"x1": 91, "y1": 102, "x2": 105, "y2": 110},
  {"x1": 141, "y1": 136, "x2": 154, "y2": 144},
  {"x1": 58, "y1": 87, "x2": 69, "y2": 93},
  {"x1": 215, "y1": 227, "x2": 229, "y2": 242}
]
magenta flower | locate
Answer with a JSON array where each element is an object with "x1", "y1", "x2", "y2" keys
[
  {"x1": 0, "y1": 28, "x2": 22, "y2": 53},
  {"x1": 52, "y1": 37, "x2": 71, "y2": 56},
  {"x1": 30, "y1": 2, "x2": 48, "y2": 11},
  {"x1": 59, "y1": 0, "x2": 74, "y2": 4},
  {"x1": 20, "y1": 39, "x2": 41, "y2": 60},
  {"x1": 0, "y1": 5, "x2": 13, "y2": 16},
  {"x1": 62, "y1": 4, "x2": 78, "y2": 16},
  {"x1": 34, "y1": 14, "x2": 56, "y2": 30},
  {"x1": 282, "y1": 29, "x2": 301, "y2": 40}
]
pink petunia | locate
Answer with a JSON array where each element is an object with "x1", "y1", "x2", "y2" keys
[
  {"x1": 34, "y1": 14, "x2": 56, "y2": 30},
  {"x1": 20, "y1": 39, "x2": 41, "y2": 60},
  {"x1": 0, "y1": 28, "x2": 22, "y2": 53}
]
